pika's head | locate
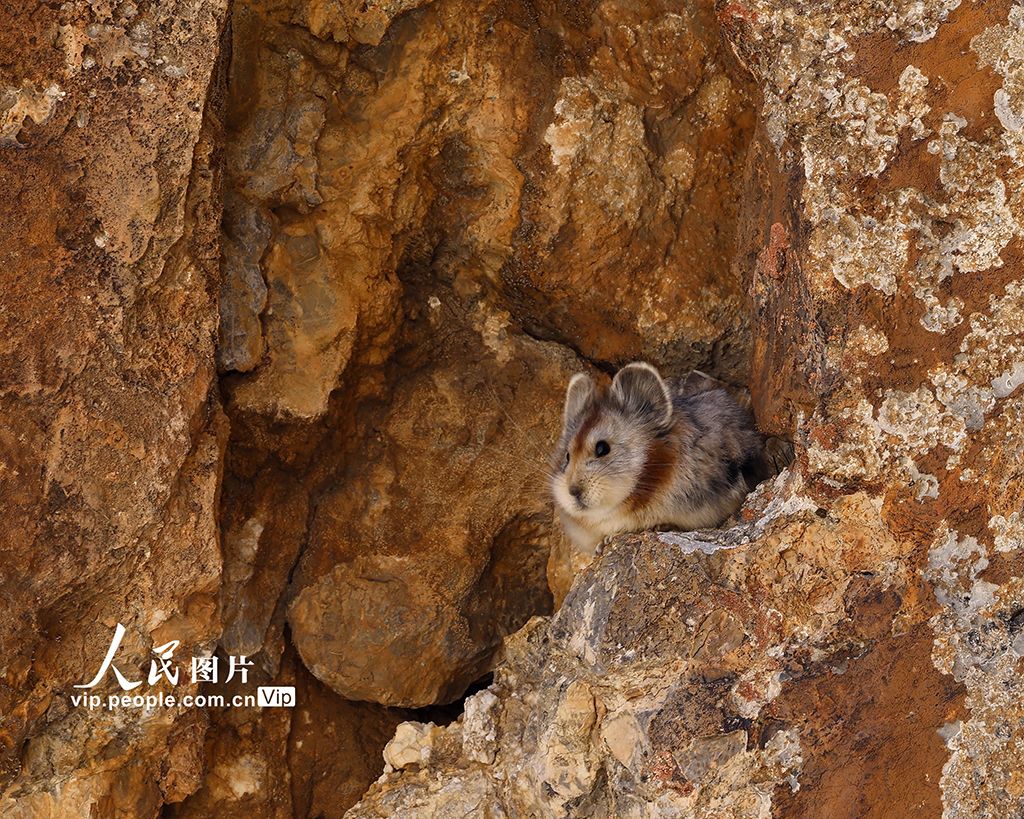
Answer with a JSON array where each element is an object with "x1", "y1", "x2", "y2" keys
[{"x1": 552, "y1": 362, "x2": 674, "y2": 521}]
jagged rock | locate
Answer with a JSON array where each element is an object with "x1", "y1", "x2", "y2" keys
[
  {"x1": 218, "y1": 469, "x2": 309, "y2": 661},
  {"x1": 169, "y1": 651, "x2": 410, "y2": 819},
  {"x1": 350, "y1": 1, "x2": 1024, "y2": 816},
  {"x1": 0, "y1": 0, "x2": 229, "y2": 813},
  {"x1": 218, "y1": 0, "x2": 754, "y2": 421},
  {"x1": 382, "y1": 721, "x2": 442, "y2": 770},
  {"x1": 220, "y1": 0, "x2": 754, "y2": 712},
  {"x1": 348, "y1": 525, "x2": 813, "y2": 817},
  {"x1": 286, "y1": 326, "x2": 574, "y2": 706},
  {"x1": 346, "y1": 483, "x2": 959, "y2": 815},
  {"x1": 507, "y1": 1, "x2": 756, "y2": 373},
  {"x1": 6, "y1": 0, "x2": 1023, "y2": 816}
]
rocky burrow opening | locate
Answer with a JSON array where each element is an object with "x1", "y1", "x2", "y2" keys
[{"x1": 198, "y1": 0, "x2": 762, "y2": 813}]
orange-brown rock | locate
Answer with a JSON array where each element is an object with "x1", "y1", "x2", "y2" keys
[
  {"x1": 169, "y1": 651, "x2": 411, "y2": 819},
  {"x1": 217, "y1": 0, "x2": 755, "y2": 421},
  {"x1": 285, "y1": 323, "x2": 572, "y2": 706},
  {"x1": 214, "y1": 0, "x2": 754, "y2": 714},
  {"x1": 350, "y1": 1, "x2": 1024, "y2": 816},
  {"x1": 2, "y1": 0, "x2": 753, "y2": 810},
  {"x1": 6, "y1": 0, "x2": 1023, "y2": 816},
  {"x1": 0, "y1": 0, "x2": 229, "y2": 812}
]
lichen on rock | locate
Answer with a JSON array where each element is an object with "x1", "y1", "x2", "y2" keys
[
  {"x1": 3, "y1": 0, "x2": 1024, "y2": 816},
  {"x1": 350, "y1": 0, "x2": 1024, "y2": 816}
]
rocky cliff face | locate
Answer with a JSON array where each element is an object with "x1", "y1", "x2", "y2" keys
[
  {"x1": 348, "y1": 1, "x2": 1024, "y2": 816},
  {"x1": 0, "y1": 0, "x2": 229, "y2": 812},
  {"x1": 1, "y1": 0, "x2": 1022, "y2": 817}
]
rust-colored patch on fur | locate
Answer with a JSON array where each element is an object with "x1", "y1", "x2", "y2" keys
[
  {"x1": 626, "y1": 434, "x2": 677, "y2": 511},
  {"x1": 571, "y1": 404, "x2": 603, "y2": 458}
]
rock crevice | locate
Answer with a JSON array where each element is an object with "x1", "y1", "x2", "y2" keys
[{"x1": 2, "y1": 0, "x2": 1022, "y2": 817}]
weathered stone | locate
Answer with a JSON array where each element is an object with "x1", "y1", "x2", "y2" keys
[
  {"x1": 350, "y1": 2, "x2": 1024, "y2": 816},
  {"x1": 286, "y1": 326, "x2": 572, "y2": 706},
  {"x1": 508, "y1": 0, "x2": 756, "y2": 374},
  {"x1": 171, "y1": 659, "x2": 295, "y2": 819},
  {"x1": 171, "y1": 651, "x2": 409, "y2": 819},
  {"x1": 382, "y1": 721, "x2": 441, "y2": 770},
  {"x1": 219, "y1": 469, "x2": 309, "y2": 660},
  {"x1": 0, "y1": 0, "x2": 229, "y2": 813},
  {"x1": 218, "y1": 0, "x2": 754, "y2": 423},
  {"x1": 9, "y1": 0, "x2": 1022, "y2": 815},
  {"x1": 287, "y1": 663, "x2": 413, "y2": 818},
  {"x1": 214, "y1": 0, "x2": 754, "y2": 719}
]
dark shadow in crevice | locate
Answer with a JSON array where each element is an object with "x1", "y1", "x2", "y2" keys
[{"x1": 413, "y1": 672, "x2": 496, "y2": 728}]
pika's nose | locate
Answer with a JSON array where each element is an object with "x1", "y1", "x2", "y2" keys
[{"x1": 569, "y1": 484, "x2": 583, "y2": 501}]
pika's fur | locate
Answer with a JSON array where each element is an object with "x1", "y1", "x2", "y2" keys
[{"x1": 551, "y1": 362, "x2": 788, "y2": 554}]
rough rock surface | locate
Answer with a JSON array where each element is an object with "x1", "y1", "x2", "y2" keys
[
  {"x1": 169, "y1": 650, "x2": 412, "y2": 819},
  {"x1": 2, "y1": 0, "x2": 754, "y2": 813},
  {"x1": 0, "y1": 0, "x2": 229, "y2": 813},
  {"x1": 349, "y1": 1, "x2": 1024, "y2": 817},
  {"x1": 217, "y1": 0, "x2": 755, "y2": 419},
  {"x1": 4, "y1": 0, "x2": 1022, "y2": 816},
  {"x1": 214, "y1": 0, "x2": 755, "y2": 716}
]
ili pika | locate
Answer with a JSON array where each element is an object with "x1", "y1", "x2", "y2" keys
[{"x1": 551, "y1": 362, "x2": 789, "y2": 554}]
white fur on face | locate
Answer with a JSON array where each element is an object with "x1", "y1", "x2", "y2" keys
[{"x1": 552, "y1": 410, "x2": 649, "y2": 521}]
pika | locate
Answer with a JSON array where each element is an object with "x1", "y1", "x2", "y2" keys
[{"x1": 551, "y1": 362, "x2": 787, "y2": 554}]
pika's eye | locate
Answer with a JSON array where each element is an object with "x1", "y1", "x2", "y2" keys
[
  {"x1": 564, "y1": 450, "x2": 570, "y2": 466},
  {"x1": 595, "y1": 440, "x2": 610, "y2": 457}
]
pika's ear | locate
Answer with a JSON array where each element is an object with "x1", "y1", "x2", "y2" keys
[
  {"x1": 563, "y1": 373, "x2": 595, "y2": 427},
  {"x1": 610, "y1": 362, "x2": 672, "y2": 427}
]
